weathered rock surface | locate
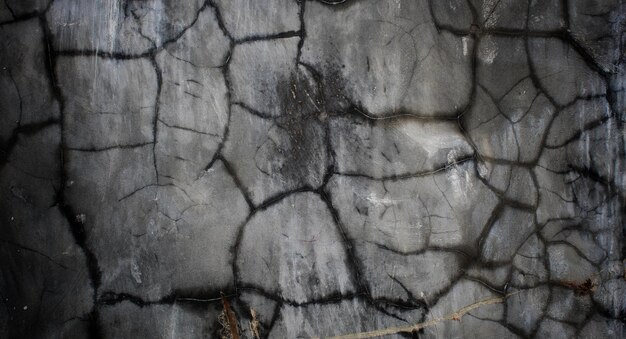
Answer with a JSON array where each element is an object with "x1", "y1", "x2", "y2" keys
[{"x1": 1, "y1": 0, "x2": 624, "y2": 338}]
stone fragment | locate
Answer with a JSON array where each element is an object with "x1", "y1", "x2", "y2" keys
[
  {"x1": 223, "y1": 105, "x2": 327, "y2": 205},
  {"x1": 529, "y1": 0, "x2": 566, "y2": 31},
  {"x1": 57, "y1": 57, "x2": 157, "y2": 150},
  {"x1": 47, "y1": 0, "x2": 205, "y2": 54},
  {"x1": 100, "y1": 301, "x2": 221, "y2": 338},
  {"x1": 236, "y1": 192, "x2": 355, "y2": 303},
  {"x1": 546, "y1": 97, "x2": 611, "y2": 148},
  {"x1": 66, "y1": 144, "x2": 248, "y2": 300},
  {"x1": 535, "y1": 318, "x2": 576, "y2": 338},
  {"x1": 328, "y1": 161, "x2": 498, "y2": 254},
  {"x1": 547, "y1": 243, "x2": 597, "y2": 282},
  {"x1": 430, "y1": 0, "x2": 472, "y2": 31},
  {"x1": 471, "y1": 0, "x2": 527, "y2": 30},
  {"x1": 481, "y1": 206, "x2": 535, "y2": 263},
  {"x1": 329, "y1": 115, "x2": 473, "y2": 178},
  {"x1": 506, "y1": 286, "x2": 549, "y2": 335},
  {"x1": 302, "y1": 0, "x2": 473, "y2": 117},
  {"x1": 163, "y1": 7, "x2": 230, "y2": 67},
  {"x1": 0, "y1": 129, "x2": 93, "y2": 337},
  {"x1": 529, "y1": 37, "x2": 606, "y2": 106},
  {"x1": 580, "y1": 314, "x2": 626, "y2": 338},
  {"x1": 356, "y1": 241, "x2": 464, "y2": 304},
  {"x1": 547, "y1": 286, "x2": 593, "y2": 323},
  {"x1": 229, "y1": 38, "x2": 299, "y2": 117},
  {"x1": 0, "y1": 19, "x2": 59, "y2": 138},
  {"x1": 213, "y1": 0, "x2": 299, "y2": 40},
  {"x1": 568, "y1": 0, "x2": 626, "y2": 71}
]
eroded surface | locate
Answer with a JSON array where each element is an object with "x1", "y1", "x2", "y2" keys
[{"x1": 1, "y1": 0, "x2": 625, "y2": 338}]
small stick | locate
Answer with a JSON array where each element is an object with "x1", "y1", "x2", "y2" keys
[{"x1": 221, "y1": 292, "x2": 239, "y2": 339}]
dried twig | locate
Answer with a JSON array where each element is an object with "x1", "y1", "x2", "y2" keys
[
  {"x1": 313, "y1": 292, "x2": 518, "y2": 339},
  {"x1": 556, "y1": 278, "x2": 597, "y2": 296},
  {"x1": 250, "y1": 308, "x2": 261, "y2": 339},
  {"x1": 219, "y1": 293, "x2": 240, "y2": 339}
]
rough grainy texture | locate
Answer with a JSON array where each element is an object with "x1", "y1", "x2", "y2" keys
[{"x1": 0, "y1": 1, "x2": 625, "y2": 338}]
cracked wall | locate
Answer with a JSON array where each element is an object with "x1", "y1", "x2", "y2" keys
[{"x1": 0, "y1": 0, "x2": 625, "y2": 338}]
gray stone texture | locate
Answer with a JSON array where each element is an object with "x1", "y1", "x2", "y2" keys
[{"x1": 0, "y1": 0, "x2": 624, "y2": 338}]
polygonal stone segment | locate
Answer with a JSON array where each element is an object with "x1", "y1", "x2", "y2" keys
[
  {"x1": 0, "y1": 204, "x2": 93, "y2": 338},
  {"x1": 302, "y1": 0, "x2": 473, "y2": 117},
  {"x1": 593, "y1": 278, "x2": 626, "y2": 319},
  {"x1": 269, "y1": 298, "x2": 424, "y2": 338},
  {"x1": 550, "y1": 228, "x2": 606, "y2": 265},
  {"x1": 156, "y1": 50, "x2": 228, "y2": 136},
  {"x1": 328, "y1": 162, "x2": 498, "y2": 255},
  {"x1": 511, "y1": 254, "x2": 548, "y2": 288},
  {"x1": 529, "y1": 0, "x2": 566, "y2": 31},
  {"x1": 547, "y1": 286, "x2": 593, "y2": 323},
  {"x1": 163, "y1": 6, "x2": 230, "y2": 68},
  {"x1": 236, "y1": 192, "x2": 356, "y2": 303},
  {"x1": 546, "y1": 97, "x2": 611, "y2": 148},
  {"x1": 471, "y1": 0, "x2": 527, "y2": 30},
  {"x1": 528, "y1": 37, "x2": 607, "y2": 106},
  {"x1": 518, "y1": 233, "x2": 545, "y2": 259},
  {"x1": 465, "y1": 87, "x2": 520, "y2": 162},
  {"x1": 534, "y1": 167, "x2": 580, "y2": 225},
  {"x1": 46, "y1": 0, "x2": 151, "y2": 54},
  {"x1": 477, "y1": 35, "x2": 529, "y2": 99},
  {"x1": 568, "y1": 0, "x2": 626, "y2": 71},
  {"x1": 0, "y1": 242, "x2": 93, "y2": 338},
  {"x1": 478, "y1": 161, "x2": 511, "y2": 192},
  {"x1": 329, "y1": 115, "x2": 474, "y2": 178},
  {"x1": 4, "y1": 0, "x2": 51, "y2": 16},
  {"x1": 326, "y1": 175, "x2": 431, "y2": 253},
  {"x1": 0, "y1": 122, "x2": 60, "y2": 216},
  {"x1": 65, "y1": 145, "x2": 157, "y2": 211},
  {"x1": 91, "y1": 160, "x2": 247, "y2": 300},
  {"x1": 57, "y1": 56, "x2": 157, "y2": 150},
  {"x1": 430, "y1": 162, "x2": 500, "y2": 251},
  {"x1": 229, "y1": 38, "x2": 299, "y2": 117},
  {"x1": 355, "y1": 241, "x2": 464, "y2": 304},
  {"x1": 480, "y1": 163, "x2": 537, "y2": 207},
  {"x1": 223, "y1": 105, "x2": 327, "y2": 205},
  {"x1": 4, "y1": 0, "x2": 50, "y2": 16},
  {"x1": 506, "y1": 286, "x2": 549, "y2": 335},
  {"x1": 563, "y1": 121, "x2": 624, "y2": 189},
  {"x1": 512, "y1": 93, "x2": 556, "y2": 162},
  {"x1": 0, "y1": 2, "x2": 13, "y2": 22},
  {"x1": 0, "y1": 19, "x2": 59, "y2": 132},
  {"x1": 213, "y1": 0, "x2": 300, "y2": 40},
  {"x1": 0, "y1": 67, "x2": 21, "y2": 139},
  {"x1": 429, "y1": 0, "x2": 473, "y2": 31},
  {"x1": 480, "y1": 206, "x2": 536, "y2": 263},
  {"x1": 498, "y1": 77, "x2": 539, "y2": 123},
  {"x1": 535, "y1": 318, "x2": 576, "y2": 338},
  {"x1": 128, "y1": 0, "x2": 207, "y2": 47},
  {"x1": 46, "y1": 0, "x2": 205, "y2": 54},
  {"x1": 100, "y1": 301, "x2": 222, "y2": 338},
  {"x1": 155, "y1": 123, "x2": 222, "y2": 184},
  {"x1": 6, "y1": 123, "x2": 60, "y2": 185},
  {"x1": 547, "y1": 243, "x2": 598, "y2": 282},
  {"x1": 580, "y1": 314, "x2": 626, "y2": 338}
]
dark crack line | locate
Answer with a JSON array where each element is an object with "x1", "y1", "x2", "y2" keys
[{"x1": 40, "y1": 15, "x2": 103, "y2": 339}]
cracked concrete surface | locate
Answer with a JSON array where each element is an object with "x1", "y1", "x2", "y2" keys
[{"x1": 0, "y1": 0, "x2": 625, "y2": 338}]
